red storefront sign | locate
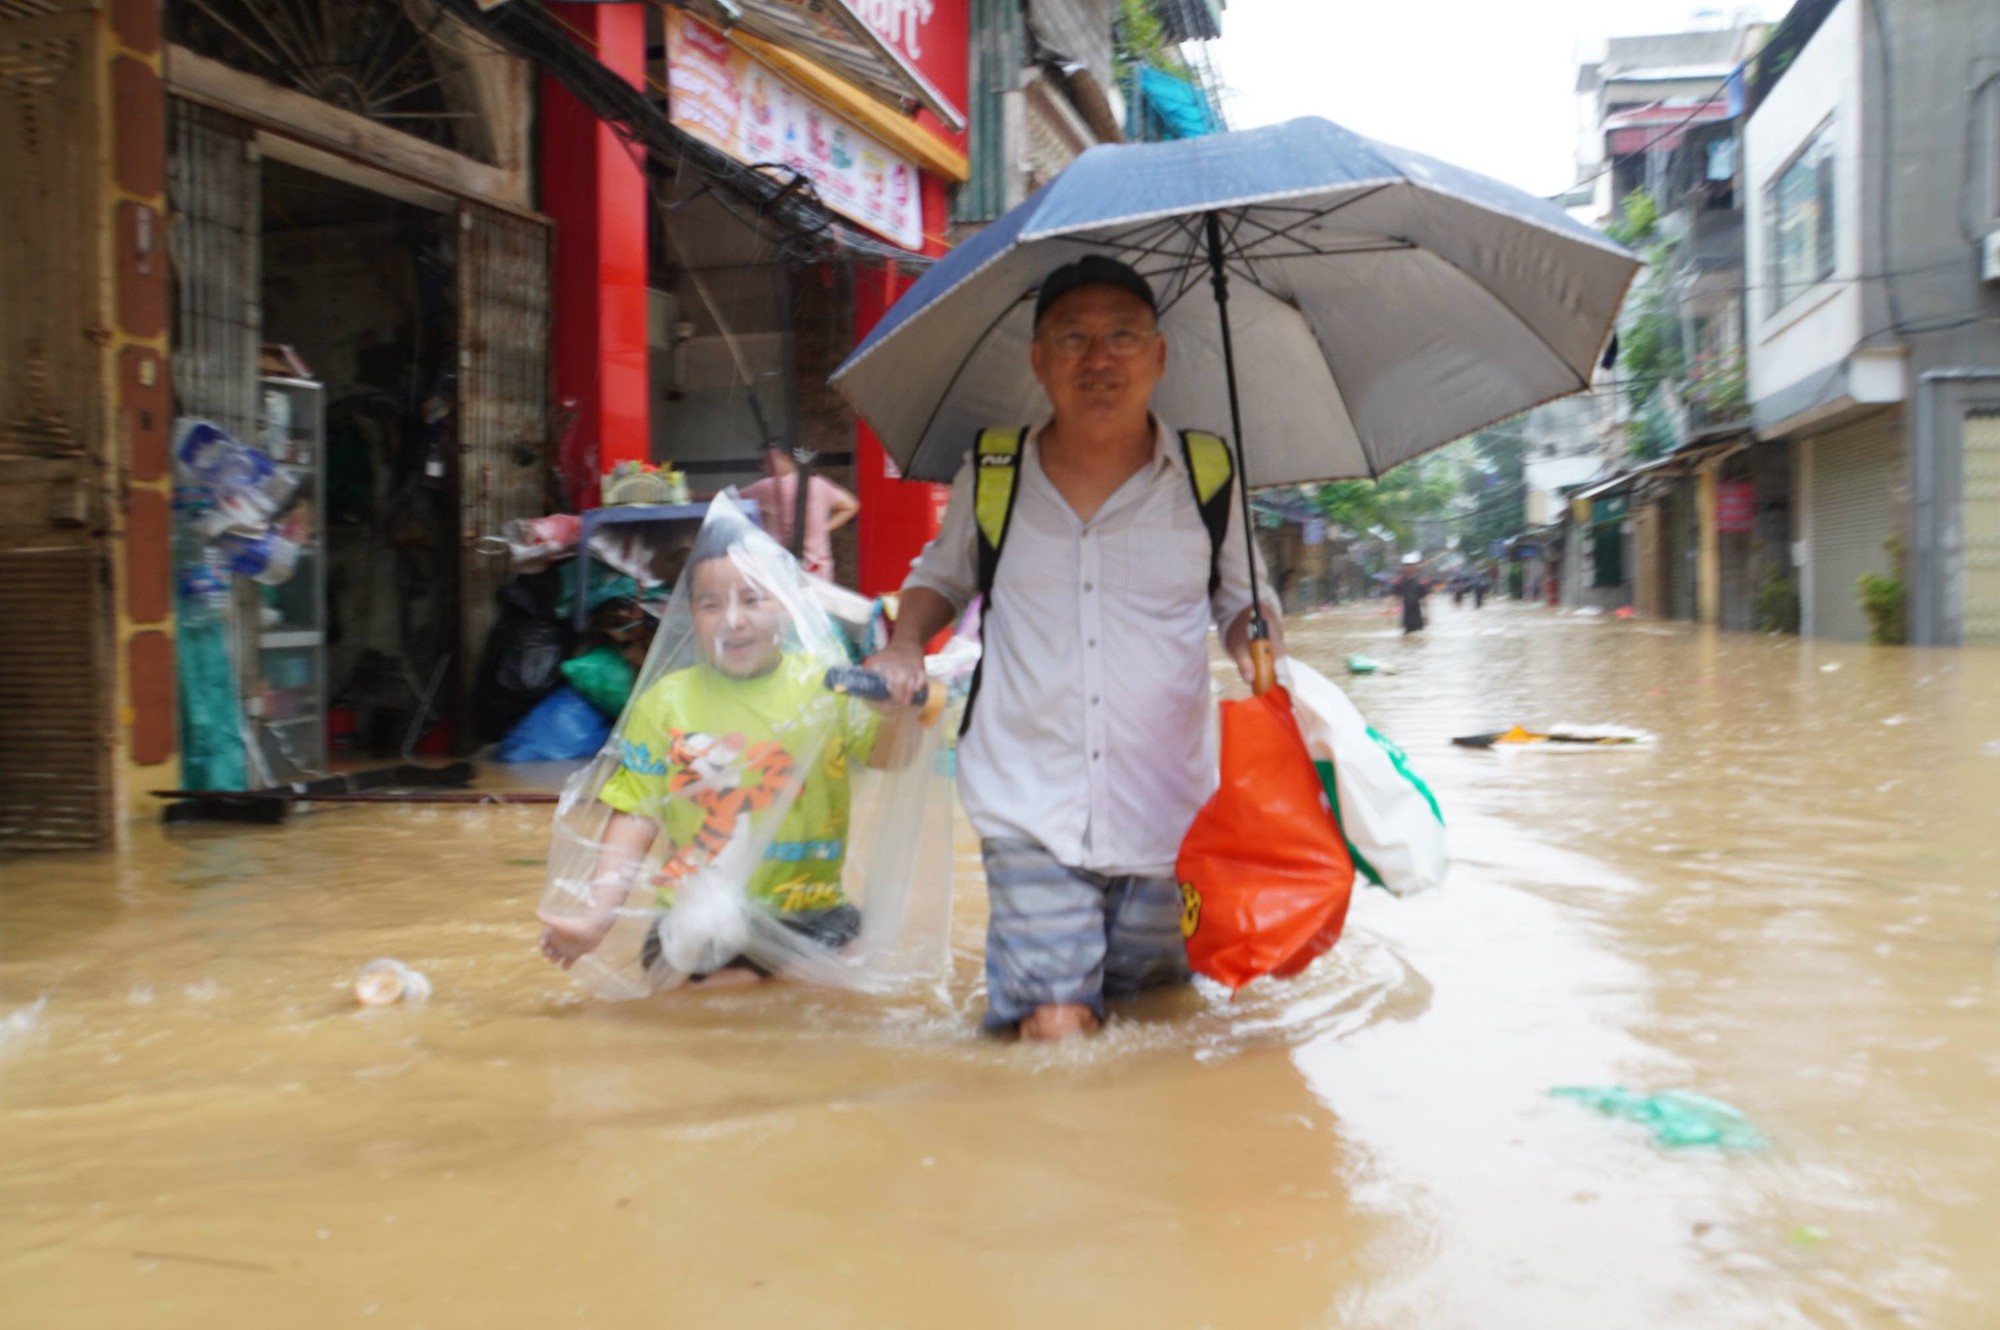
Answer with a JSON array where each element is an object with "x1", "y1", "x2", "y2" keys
[
  {"x1": 855, "y1": 0, "x2": 969, "y2": 136},
  {"x1": 1715, "y1": 481, "x2": 1756, "y2": 533}
]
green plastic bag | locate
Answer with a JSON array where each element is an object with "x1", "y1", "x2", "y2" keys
[
  {"x1": 1551, "y1": 1086, "x2": 1765, "y2": 1150},
  {"x1": 559, "y1": 646, "x2": 636, "y2": 719}
]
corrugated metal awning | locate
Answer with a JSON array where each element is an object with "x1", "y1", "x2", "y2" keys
[
  {"x1": 1025, "y1": 0, "x2": 1114, "y2": 93},
  {"x1": 1151, "y1": 0, "x2": 1223, "y2": 42},
  {"x1": 677, "y1": 0, "x2": 965, "y2": 132}
]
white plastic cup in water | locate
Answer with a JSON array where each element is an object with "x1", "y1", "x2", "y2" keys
[{"x1": 353, "y1": 958, "x2": 432, "y2": 1007}]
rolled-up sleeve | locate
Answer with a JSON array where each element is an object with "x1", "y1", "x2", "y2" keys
[
  {"x1": 1209, "y1": 474, "x2": 1281, "y2": 632},
  {"x1": 903, "y1": 456, "x2": 979, "y2": 612}
]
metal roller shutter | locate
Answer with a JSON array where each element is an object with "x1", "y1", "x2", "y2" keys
[
  {"x1": 1665, "y1": 483, "x2": 1695, "y2": 619},
  {"x1": 1, "y1": 7, "x2": 114, "y2": 849},
  {"x1": 0, "y1": 542, "x2": 113, "y2": 847},
  {"x1": 1806, "y1": 411, "x2": 1902, "y2": 642},
  {"x1": 1962, "y1": 410, "x2": 2000, "y2": 645}
]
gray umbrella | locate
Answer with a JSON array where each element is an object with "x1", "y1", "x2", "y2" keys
[{"x1": 830, "y1": 116, "x2": 1637, "y2": 489}]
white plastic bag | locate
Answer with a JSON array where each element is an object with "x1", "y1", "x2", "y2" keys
[{"x1": 1280, "y1": 658, "x2": 1448, "y2": 897}]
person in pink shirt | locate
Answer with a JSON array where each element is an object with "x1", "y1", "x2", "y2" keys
[{"x1": 740, "y1": 444, "x2": 860, "y2": 582}]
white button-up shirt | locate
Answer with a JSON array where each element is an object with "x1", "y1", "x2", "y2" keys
[{"x1": 906, "y1": 418, "x2": 1275, "y2": 878}]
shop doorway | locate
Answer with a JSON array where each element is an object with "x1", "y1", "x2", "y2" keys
[{"x1": 259, "y1": 158, "x2": 460, "y2": 760}]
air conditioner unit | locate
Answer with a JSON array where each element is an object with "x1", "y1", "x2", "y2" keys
[{"x1": 1983, "y1": 228, "x2": 2000, "y2": 283}]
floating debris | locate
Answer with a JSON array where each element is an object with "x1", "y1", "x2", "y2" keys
[
  {"x1": 1454, "y1": 724, "x2": 1655, "y2": 750},
  {"x1": 1344, "y1": 654, "x2": 1396, "y2": 676},
  {"x1": 353, "y1": 959, "x2": 432, "y2": 1007},
  {"x1": 1551, "y1": 1086, "x2": 1764, "y2": 1149}
]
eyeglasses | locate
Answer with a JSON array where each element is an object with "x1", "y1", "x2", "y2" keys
[{"x1": 1039, "y1": 328, "x2": 1157, "y2": 360}]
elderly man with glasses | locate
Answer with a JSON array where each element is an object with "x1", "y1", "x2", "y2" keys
[{"x1": 865, "y1": 255, "x2": 1282, "y2": 1041}]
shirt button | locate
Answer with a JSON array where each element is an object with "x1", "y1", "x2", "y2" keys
[
  {"x1": 1092, "y1": 750, "x2": 1101, "y2": 761},
  {"x1": 1083, "y1": 581, "x2": 1094, "y2": 592},
  {"x1": 1087, "y1": 638, "x2": 1097, "y2": 648},
  {"x1": 1091, "y1": 695, "x2": 1101, "y2": 705}
]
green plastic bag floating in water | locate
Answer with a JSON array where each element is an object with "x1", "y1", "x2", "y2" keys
[{"x1": 1551, "y1": 1086, "x2": 1765, "y2": 1150}]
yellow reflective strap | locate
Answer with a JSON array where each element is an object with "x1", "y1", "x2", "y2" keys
[
  {"x1": 974, "y1": 427, "x2": 1023, "y2": 551},
  {"x1": 1183, "y1": 430, "x2": 1233, "y2": 505}
]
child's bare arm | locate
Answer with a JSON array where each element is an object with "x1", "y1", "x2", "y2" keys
[{"x1": 538, "y1": 810, "x2": 661, "y2": 967}]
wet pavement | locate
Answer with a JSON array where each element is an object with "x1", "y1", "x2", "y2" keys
[{"x1": 4, "y1": 600, "x2": 1998, "y2": 1328}]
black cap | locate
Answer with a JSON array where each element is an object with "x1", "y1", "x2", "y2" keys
[{"x1": 1033, "y1": 255, "x2": 1156, "y2": 327}]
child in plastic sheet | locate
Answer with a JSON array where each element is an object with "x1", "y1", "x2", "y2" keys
[{"x1": 536, "y1": 509, "x2": 926, "y2": 991}]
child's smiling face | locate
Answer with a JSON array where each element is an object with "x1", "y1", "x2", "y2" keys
[{"x1": 690, "y1": 554, "x2": 787, "y2": 678}]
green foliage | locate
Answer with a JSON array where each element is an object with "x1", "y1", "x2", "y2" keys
[
  {"x1": 1688, "y1": 347, "x2": 1750, "y2": 423},
  {"x1": 1313, "y1": 450, "x2": 1463, "y2": 550},
  {"x1": 1459, "y1": 428, "x2": 1528, "y2": 556},
  {"x1": 1608, "y1": 190, "x2": 1686, "y2": 456},
  {"x1": 1604, "y1": 190, "x2": 1660, "y2": 249},
  {"x1": 1857, "y1": 538, "x2": 1908, "y2": 645},
  {"x1": 1115, "y1": 0, "x2": 1190, "y2": 76},
  {"x1": 1629, "y1": 397, "x2": 1677, "y2": 461},
  {"x1": 1756, "y1": 575, "x2": 1801, "y2": 634}
]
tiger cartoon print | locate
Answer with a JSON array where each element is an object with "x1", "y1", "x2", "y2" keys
[{"x1": 652, "y1": 729, "x2": 798, "y2": 885}]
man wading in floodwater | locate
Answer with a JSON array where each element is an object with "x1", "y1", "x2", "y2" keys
[{"x1": 866, "y1": 256, "x2": 1281, "y2": 1042}]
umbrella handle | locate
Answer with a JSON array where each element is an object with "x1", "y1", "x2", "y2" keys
[{"x1": 1249, "y1": 638, "x2": 1277, "y2": 697}]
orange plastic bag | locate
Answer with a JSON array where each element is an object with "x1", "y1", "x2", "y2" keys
[{"x1": 1176, "y1": 685, "x2": 1356, "y2": 990}]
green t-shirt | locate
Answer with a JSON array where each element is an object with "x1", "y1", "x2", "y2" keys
[{"x1": 599, "y1": 653, "x2": 876, "y2": 914}]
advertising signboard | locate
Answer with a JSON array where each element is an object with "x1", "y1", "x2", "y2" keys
[{"x1": 666, "y1": 11, "x2": 925, "y2": 250}]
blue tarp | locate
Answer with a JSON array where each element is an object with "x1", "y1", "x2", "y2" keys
[{"x1": 1134, "y1": 66, "x2": 1219, "y2": 140}]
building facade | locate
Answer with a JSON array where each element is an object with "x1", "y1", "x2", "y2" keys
[
  {"x1": 0, "y1": 0, "x2": 974, "y2": 847},
  {"x1": 1744, "y1": 0, "x2": 2000, "y2": 644}
]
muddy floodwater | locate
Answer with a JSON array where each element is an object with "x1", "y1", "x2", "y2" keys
[{"x1": 4, "y1": 603, "x2": 1999, "y2": 1328}]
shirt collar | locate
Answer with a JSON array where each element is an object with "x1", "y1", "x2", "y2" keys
[{"x1": 1028, "y1": 414, "x2": 1184, "y2": 476}]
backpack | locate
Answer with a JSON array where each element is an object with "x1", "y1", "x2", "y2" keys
[{"x1": 959, "y1": 425, "x2": 1236, "y2": 733}]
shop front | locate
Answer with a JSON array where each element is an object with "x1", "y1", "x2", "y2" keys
[
  {"x1": 645, "y1": 2, "x2": 967, "y2": 595},
  {"x1": 160, "y1": 2, "x2": 551, "y2": 783}
]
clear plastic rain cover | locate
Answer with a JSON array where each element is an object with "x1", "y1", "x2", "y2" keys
[{"x1": 536, "y1": 495, "x2": 957, "y2": 1000}]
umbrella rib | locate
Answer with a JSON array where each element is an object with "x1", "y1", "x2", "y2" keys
[
  {"x1": 903, "y1": 293, "x2": 1037, "y2": 481},
  {"x1": 1092, "y1": 215, "x2": 1191, "y2": 255},
  {"x1": 1238, "y1": 184, "x2": 1399, "y2": 256},
  {"x1": 1218, "y1": 210, "x2": 1282, "y2": 295},
  {"x1": 1155, "y1": 258, "x2": 1208, "y2": 319},
  {"x1": 1151, "y1": 217, "x2": 1212, "y2": 320},
  {"x1": 1088, "y1": 229, "x2": 1218, "y2": 265}
]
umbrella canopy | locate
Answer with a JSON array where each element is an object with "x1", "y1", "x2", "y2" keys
[{"x1": 830, "y1": 117, "x2": 1637, "y2": 487}]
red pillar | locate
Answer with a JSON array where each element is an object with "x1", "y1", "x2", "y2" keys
[
  {"x1": 855, "y1": 261, "x2": 951, "y2": 597},
  {"x1": 539, "y1": 2, "x2": 650, "y2": 510}
]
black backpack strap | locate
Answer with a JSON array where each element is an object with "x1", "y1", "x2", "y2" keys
[
  {"x1": 1179, "y1": 429, "x2": 1236, "y2": 598},
  {"x1": 960, "y1": 426, "x2": 1029, "y2": 737}
]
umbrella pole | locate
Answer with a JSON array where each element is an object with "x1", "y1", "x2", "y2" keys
[{"x1": 1204, "y1": 211, "x2": 1276, "y2": 695}]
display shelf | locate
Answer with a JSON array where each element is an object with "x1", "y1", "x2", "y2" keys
[{"x1": 249, "y1": 375, "x2": 327, "y2": 776}]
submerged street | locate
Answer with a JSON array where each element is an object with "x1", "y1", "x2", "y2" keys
[{"x1": 4, "y1": 603, "x2": 1997, "y2": 1328}]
